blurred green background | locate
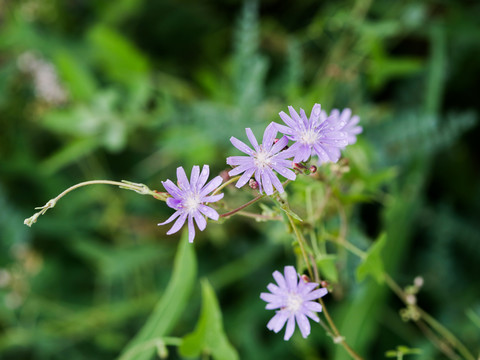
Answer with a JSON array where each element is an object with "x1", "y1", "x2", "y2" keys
[{"x1": 1, "y1": 0, "x2": 479, "y2": 359}]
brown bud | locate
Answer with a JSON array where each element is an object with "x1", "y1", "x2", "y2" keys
[
  {"x1": 309, "y1": 165, "x2": 317, "y2": 174},
  {"x1": 320, "y1": 280, "x2": 329, "y2": 288}
]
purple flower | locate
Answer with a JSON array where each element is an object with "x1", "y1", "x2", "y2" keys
[
  {"x1": 226, "y1": 123, "x2": 296, "y2": 196},
  {"x1": 275, "y1": 104, "x2": 349, "y2": 164},
  {"x1": 336, "y1": 108, "x2": 362, "y2": 145},
  {"x1": 158, "y1": 165, "x2": 224, "y2": 243},
  {"x1": 260, "y1": 266, "x2": 328, "y2": 341}
]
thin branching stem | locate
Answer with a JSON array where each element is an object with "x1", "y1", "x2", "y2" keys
[
  {"x1": 24, "y1": 180, "x2": 165, "y2": 227},
  {"x1": 332, "y1": 237, "x2": 475, "y2": 360}
]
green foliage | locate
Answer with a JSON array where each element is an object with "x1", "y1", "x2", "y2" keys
[
  {"x1": 119, "y1": 231, "x2": 197, "y2": 360},
  {"x1": 179, "y1": 279, "x2": 238, "y2": 360},
  {"x1": 385, "y1": 345, "x2": 422, "y2": 359},
  {"x1": 0, "y1": 0, "x2": 479, "y2": 359},
  {"x1": 356, "y1": 233, "x2": 386, "y2": 284}
]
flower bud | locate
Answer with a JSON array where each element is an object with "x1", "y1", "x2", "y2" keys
[
  {"x1": 414, "y1": 276, "x2": 424, "y2": 288},
  {"x1": 249, "y1": 179, "x2": 259, "y2": 190},
  {"x1": 300, "y1": 274, "x2": 310, "y2": 283},
  {"x1": 309, "y1": 165, "x2": 317, "y2": 174}
]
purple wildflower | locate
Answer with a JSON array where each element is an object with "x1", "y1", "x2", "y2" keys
[
  {"x1": 158, "y1": 165, "x2": 224, "y2": 243},
  {"x1": 260, "y1": 266, "x2": 328, "y2": 341},
  {"x1": 275, "y1": 104, "x2": 349, "y2": 164},
  {"x1": 336, "y1": 108, "x2": 362, "y2": 145},
  {"x1": 226, "y1": 123, "x2": 296, "y2": 196}
]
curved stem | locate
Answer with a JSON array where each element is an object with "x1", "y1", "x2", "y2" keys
[
  {"x1": 212, "y1": 175, "x2": 241, "y2": 195},
  {"x1": 219, "y1": 194, "x2": 266, "y2": 218},
  {"x1": 331, "y1": 238, "x2": 475, "y2": 360},
  {"x1": 24, "y1": 180, "x2": 166, "y2": 227}
]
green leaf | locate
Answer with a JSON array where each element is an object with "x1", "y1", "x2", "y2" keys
[
  {"x1": 356, "y1": 233, "x2": 387, "y2": 284},
  {"x1": 118, "y1": 232, "x2": 197, "y2": 360},
  {"x1": 40, "y1": 138, "x2": 99, "y2": 175},
  {"x1": 179, "y1": 279, "x2": 239, "y2": 360},
  {"x1": 54, "y1": 51, "x2": 97, "y2": 101},
  {"x1": 466, "y1": 309, "x2": 480, "y2": 329},
  {"x1": 87, "y1": 25, "x2": 150, "y2": 86},
  {"x1": 317, "y1": 255, "x2": 339, "y2": 283}
]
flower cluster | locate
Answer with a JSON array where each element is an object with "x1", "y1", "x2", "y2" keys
[
  {"x1": 260, "y1": 266, "x2": 328, "y2": 340},
  {"x1": 159, "y1": 103, "x2": 361, "y2": 242}
]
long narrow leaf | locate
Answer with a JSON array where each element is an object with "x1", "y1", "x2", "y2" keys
[{"x1": 118, "y1": 232, "x2": 197, "y2": 360}]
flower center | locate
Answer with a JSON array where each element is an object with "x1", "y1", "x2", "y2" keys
[
  {"x1": 299, "y1": 129, "x2": 319, "y2": 146},
  {"x1": 254, "y1": 148, "x2": 271, "y2": 169},
  {"x1": 285, "y1": 292, "x2": 303, "y2": 313},
  {"x1": 183, "y1": 192, "x2": 201, "y2": 213}
]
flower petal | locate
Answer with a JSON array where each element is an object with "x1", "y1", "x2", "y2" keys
[
  {"x1": 261, "y1": 170, "x2": 274, "y2": 195},
  {"x1": 266, "y1": 168, "x2": 284, "y2": 194},
  {"x1": 295, "y1": 313, "x2": 311, "y2": 338},
  {"x1": 166, "y1": 212, "x2": 188, "y2": 235},
  {"x1": 198, "y1": 204, "x2": 219, "y2": 220},
  {"x1": 304, "y1": 287, "x2": 328, "y2": 301},
  {"x1": 245, "y1": 128, "x2": 260, "y2": 151},
  {"x1": 274, "y1": 122, "x2": 295, "y2": 136},
  {"x1": 202, "y1": 193, "x2": 224, "y2": 203},
  {"x1": 304, "y1": 301, "x2": 323, "y2": 313},
  {"x1": 270, "y1": 135, "x2": 289, "y2": 154},
  {"x1": 187, "y1": 215, "x2": 195, "y2": 243},
  {"x1": 262, "y1": 123, "x2": 277, "y2": 152},
  {"x1": 271, "y1": 163, "x2": 296, "y2": 181},
  {"x1": 157, "y1": 210, "x2": 181, "y2": 226},
  {"x1": 235, "y1": 166, "x2": 256, "y2": 188},
  {"x1": 279, "y1": 111, "x2": 298, "y2": 129},
  {"x1": 267, "y1": 311, "x2": 288, "y2": 333},
  {"x1": 176, "y1": 167, "x2": 190, "y2": 191},
  {"x1": 230, "y1": 136, "x2": 254, "y2": 156},
  {"x1": 166, "y1": 197, "x2": 182, "y2": 210},
  {"x1": 193, "y1": 211, "x2": 206, "y2": 231},
  {"x1": 229, "y1": 162, "x2": 253, "y2": 176},
  {"x1": 226, "y1": 156, "x2": 251, "y2": 166},
  {"x1": 272, "y1": 270, "x2": 287, "y2": 289},
  {"x1": 162, "y1": 179, "x2": 183, "y2": 199},
  {"x1": 284, "y1": 266, "x2": 298, "y2": 291},
  {"x1": 190, "y1": 165, "x2": 200, "y2": 190},
  {"x1": 200, "y1": 175, "x2": 223, "y2": 196},
  {"x1": 284, "y1": 315, "x2": 296, "y2": 340},
  {"x1": 197, "y1": 165, "x2": 210, "y2": 189}
]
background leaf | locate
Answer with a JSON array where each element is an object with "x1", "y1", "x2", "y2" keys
[{"x1": 179, "y1": 279, "x2": 239, "y2": 360}]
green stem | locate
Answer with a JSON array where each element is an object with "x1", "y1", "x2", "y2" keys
[
  {"x1": 285, "y1": 207, "x2": 363, "y2": 360},
  {"x1": 24, "y1": 180, "x2": 166, "y2": 227},
  {"x1": 212, "y1": 175, "x2": 241, "y2": 195},
  {"x1": 285, "y1": 211, "x2": 313, "y2": 278},
  {"x1": 333, "y1": 238, "x2": 475, "y2": 360}
]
